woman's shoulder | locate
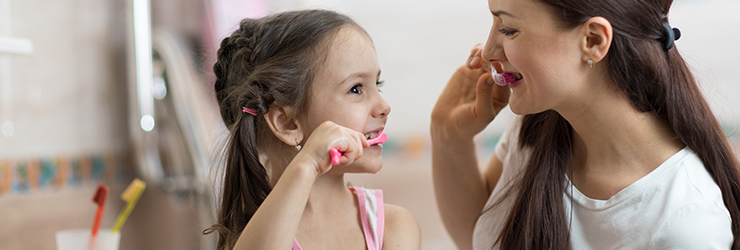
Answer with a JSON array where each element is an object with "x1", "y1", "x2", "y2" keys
[
  {"x1": 650, "y1": 201, "x2": 733, "y2": 249},
  {"x1": 383, "y1": 204, "x2": 421, "y2": 249},
  {"x1": 648, "y1": 149, "x2": 732, "y2": 249}
]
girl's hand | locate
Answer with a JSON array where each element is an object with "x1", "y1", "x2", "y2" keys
[
  {"x1": 295, "y1": 121, "x2": 369, "y2": 177},
  {"x1": 431, "y1": 44, "x2": 511, "y2": 144}
]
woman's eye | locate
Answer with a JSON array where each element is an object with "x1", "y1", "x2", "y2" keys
[
  {"x1": 348, "y1": 84, "x2": 362, "y2": 94},
  {"x1": 376, "y1": 80, "x2": 385, "y2": 93},
  {"x1": 499, "y1": 28, "x2": 517, "y2": 36}
]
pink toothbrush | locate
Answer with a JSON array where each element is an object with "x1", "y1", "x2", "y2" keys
[
  {"x1": 493, "y1": 72, "x2": 517, "y2": 86},
  {"x1": 486, "y1": 63, "x2": 518, "y2": 86},
  {"x1": 329, "y1": 132, "x2": 387, "y2": 165}
]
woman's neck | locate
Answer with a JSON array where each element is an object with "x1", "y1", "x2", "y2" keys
[{"x1": 558, "y1": 81, "x2": 683, "y2": 199}]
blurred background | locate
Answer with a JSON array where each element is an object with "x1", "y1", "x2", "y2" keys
[{"x1": 0, "y1": 0, "x2": 738, "y2": 249}]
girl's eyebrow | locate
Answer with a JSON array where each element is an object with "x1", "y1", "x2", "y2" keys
[
  {"x1": 491, "y1": 10, "x2": 515, "y2": 18},
  {"x1": 340, "y1": 72, "x2": 370, "y2": 85},
  {"x1": 339, "y1": 70, "x2": 382, "y2": 85}
]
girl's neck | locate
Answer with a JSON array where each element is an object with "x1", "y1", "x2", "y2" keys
[
  {"x1": 268, "y1": 154, "x2": 355, "y2": 213},
  {"x1": 304, "y1": 172, "x2": 354, "y2": 212}
]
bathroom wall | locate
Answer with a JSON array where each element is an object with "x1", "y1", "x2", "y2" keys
[{"x1": 0, "y1": 1, "x2": 208, "y2": 249}]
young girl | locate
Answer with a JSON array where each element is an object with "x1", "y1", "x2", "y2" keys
[
  {"x1": 431, "y1": 0, "x2": 740, "y2": 249},
  {"x1": 204, "y1": 10, "x2": 421, "y2": 250}
]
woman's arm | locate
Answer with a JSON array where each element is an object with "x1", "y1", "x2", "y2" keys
[
  {"x1": 484, "y1": 154, "x2": 504, "y2": 195},
  {"x1": 431, "y1": 138, "x2": 488, "y2": 250},
  {"x1": 430, "y1": 46, "x2": 510, "y2": 250}
]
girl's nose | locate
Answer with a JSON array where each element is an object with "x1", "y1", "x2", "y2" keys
[{"x1": 373, "y1": 96, "x2": 391, "y2": 118}]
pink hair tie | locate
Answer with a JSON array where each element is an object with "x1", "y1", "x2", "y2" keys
[{"x1": 242, "y1": 107, "x2": 258, "y2": 116}]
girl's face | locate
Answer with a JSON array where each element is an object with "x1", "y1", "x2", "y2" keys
[
  {"x1": 302, "y1": 26, "x2": 390, "y2": 174},
  {"x1": 482, "y1": 0, "x2": 587, "y2": 115}
]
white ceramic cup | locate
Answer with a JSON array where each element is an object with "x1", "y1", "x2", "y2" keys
[{"x1": 55, "y1": 229, "x2": 120, "y2": 250}]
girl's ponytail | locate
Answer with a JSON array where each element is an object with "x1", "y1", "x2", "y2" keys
[{"x1": 207, "y1": 113, "x2": 271, "y2": 250}]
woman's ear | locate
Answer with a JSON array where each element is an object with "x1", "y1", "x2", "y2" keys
[
  {"x1": 580, "y1": 16, "x2": 613, "y2": 64},
  {"x1": 264, "y1": 103, "x2": 304, "y2": 147}
]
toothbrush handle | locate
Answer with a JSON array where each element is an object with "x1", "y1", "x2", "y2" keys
[
  {"x1": 91, "y1": 205, "x2": 104, "y2": 236},
  {"x1": 329, "y1": 133, "x2": 386, "y2": 165},
  {"x1": 329, "y1": 148, "x2": 341, "y2": 165}
]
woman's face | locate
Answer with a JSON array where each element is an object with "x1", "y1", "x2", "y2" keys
[
  {"x1": 301, "y1": 26, "x2": 390, "y2": 174},
  {"x1": 482, "y1": 0, "x2": 587, "y2": 115}
]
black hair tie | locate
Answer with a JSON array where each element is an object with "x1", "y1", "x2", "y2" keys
[{"x1": 661, "y1": 22, "x2": 681, "y2": 50}]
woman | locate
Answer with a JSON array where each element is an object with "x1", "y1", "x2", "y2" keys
[{"x1": 431, "y1": 0, "x2": 740, "y2": 249}]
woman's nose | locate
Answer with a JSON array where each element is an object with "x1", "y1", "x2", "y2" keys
[{"x1": 481, "y1": 30, "x2": 506, "y2": 64}]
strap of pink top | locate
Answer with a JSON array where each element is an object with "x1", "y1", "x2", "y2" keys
[
  {"x1": 350, "y1": 186, "x2": 385, "y2": 250},
  {"x1": 292, "y1": 239, "x2": 302, "y2": 250}
]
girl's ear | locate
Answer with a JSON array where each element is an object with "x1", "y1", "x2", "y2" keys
[
  {"x1": 264, "y1": 104, "x2": 304, "y2": 147},
  {"x1": 580, "y1": 16, "x2": 612, "y2": 64}
]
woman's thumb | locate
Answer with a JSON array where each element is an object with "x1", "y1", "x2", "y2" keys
[{"x1": 475, "y1": 73, "x2": 497, "y2": 120}]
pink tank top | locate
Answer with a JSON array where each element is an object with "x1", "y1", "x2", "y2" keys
[{"x1": 292, "y1": 186, "x2": 385, "y2": 250}]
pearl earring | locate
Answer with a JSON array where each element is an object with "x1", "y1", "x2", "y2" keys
[{"x1": 587, "y1": 60, "x2": 594, "y2": 68}]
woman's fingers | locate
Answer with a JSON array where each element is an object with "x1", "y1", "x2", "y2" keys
[
  {"x1": 467, "y1": 43, "x2": 484, "y2": 69},
  {"x1": 474, "y1": 73, "x2": 497, "y2": 121}
]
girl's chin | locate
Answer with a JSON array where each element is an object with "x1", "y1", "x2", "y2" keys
[{"x1": 342, "y1": 158, "x2": 383, "y2": 174}]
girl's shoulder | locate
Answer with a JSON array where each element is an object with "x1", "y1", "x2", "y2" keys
[{"x1": 382, "y1": 203, "x2": 421, "y2": 249}]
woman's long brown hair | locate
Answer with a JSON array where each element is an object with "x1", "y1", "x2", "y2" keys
[
  {"x1": 496, "y1": 0, "x2": 740, "y2": 249},
  {"x1": 203, "y1": 10, "x2": 365, "y2": 250}
]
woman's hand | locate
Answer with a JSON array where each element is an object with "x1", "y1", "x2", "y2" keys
[
  {"x1": 294, "y1": 121, "x2": 369, "y2": 177},
  {"x1": 431, "y1": 44, "x2": 511, "y2": 143},
  {"x1": 430, "y1": 44, "x2": 511, "y2": 250}
]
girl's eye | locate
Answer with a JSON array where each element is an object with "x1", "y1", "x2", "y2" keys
[
  {"x1": 499, "y1": 28, "x2": 517, "y2": 36},
  {"x1": 348, "y1": 84, "x2": 362, "y2": 94},
  {"x1": 376, "y1": 80, "x2": 385, "y2": 87}
]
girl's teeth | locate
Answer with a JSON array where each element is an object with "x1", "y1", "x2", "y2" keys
[{"x1": 365, "y1": 132, "x2": 378, "y2": 140}]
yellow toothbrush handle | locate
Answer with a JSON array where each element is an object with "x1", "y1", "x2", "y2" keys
[{"x1": 111, "y1": 195, "x2": 141, "y2": 233}]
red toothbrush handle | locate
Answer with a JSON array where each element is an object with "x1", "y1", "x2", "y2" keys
[
  {"x1": 91, "y1": 206, "x2": 104, "y2": 236},
  {"x1": 90, "y1": 184, "x2": 109, "y2": 237}
]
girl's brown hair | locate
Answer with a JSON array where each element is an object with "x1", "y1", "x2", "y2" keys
[
  {"x1": 496, "y1": 0, "x2": 740, "y2": 249},
  {"x1": 203, "y1": 10, "x2": 365, "y2": 250}
]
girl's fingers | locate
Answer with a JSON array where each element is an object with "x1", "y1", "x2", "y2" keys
[{"x1": 329, "y1": 130, "x2": 366, "y2": 165}]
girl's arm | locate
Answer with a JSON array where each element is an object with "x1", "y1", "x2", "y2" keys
[
  {"x1": 382, "y1": 204, "x2": 421, "y2": 250},
  {"x1": 233, "y1": 121, "x2": 367, "y2": 250},
  {"x1": 233, "y1": 159, "x2": 316, "y2": 250},
  {"x1": 430, "y1": 46, "x2": 510, "y2": 250}
]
